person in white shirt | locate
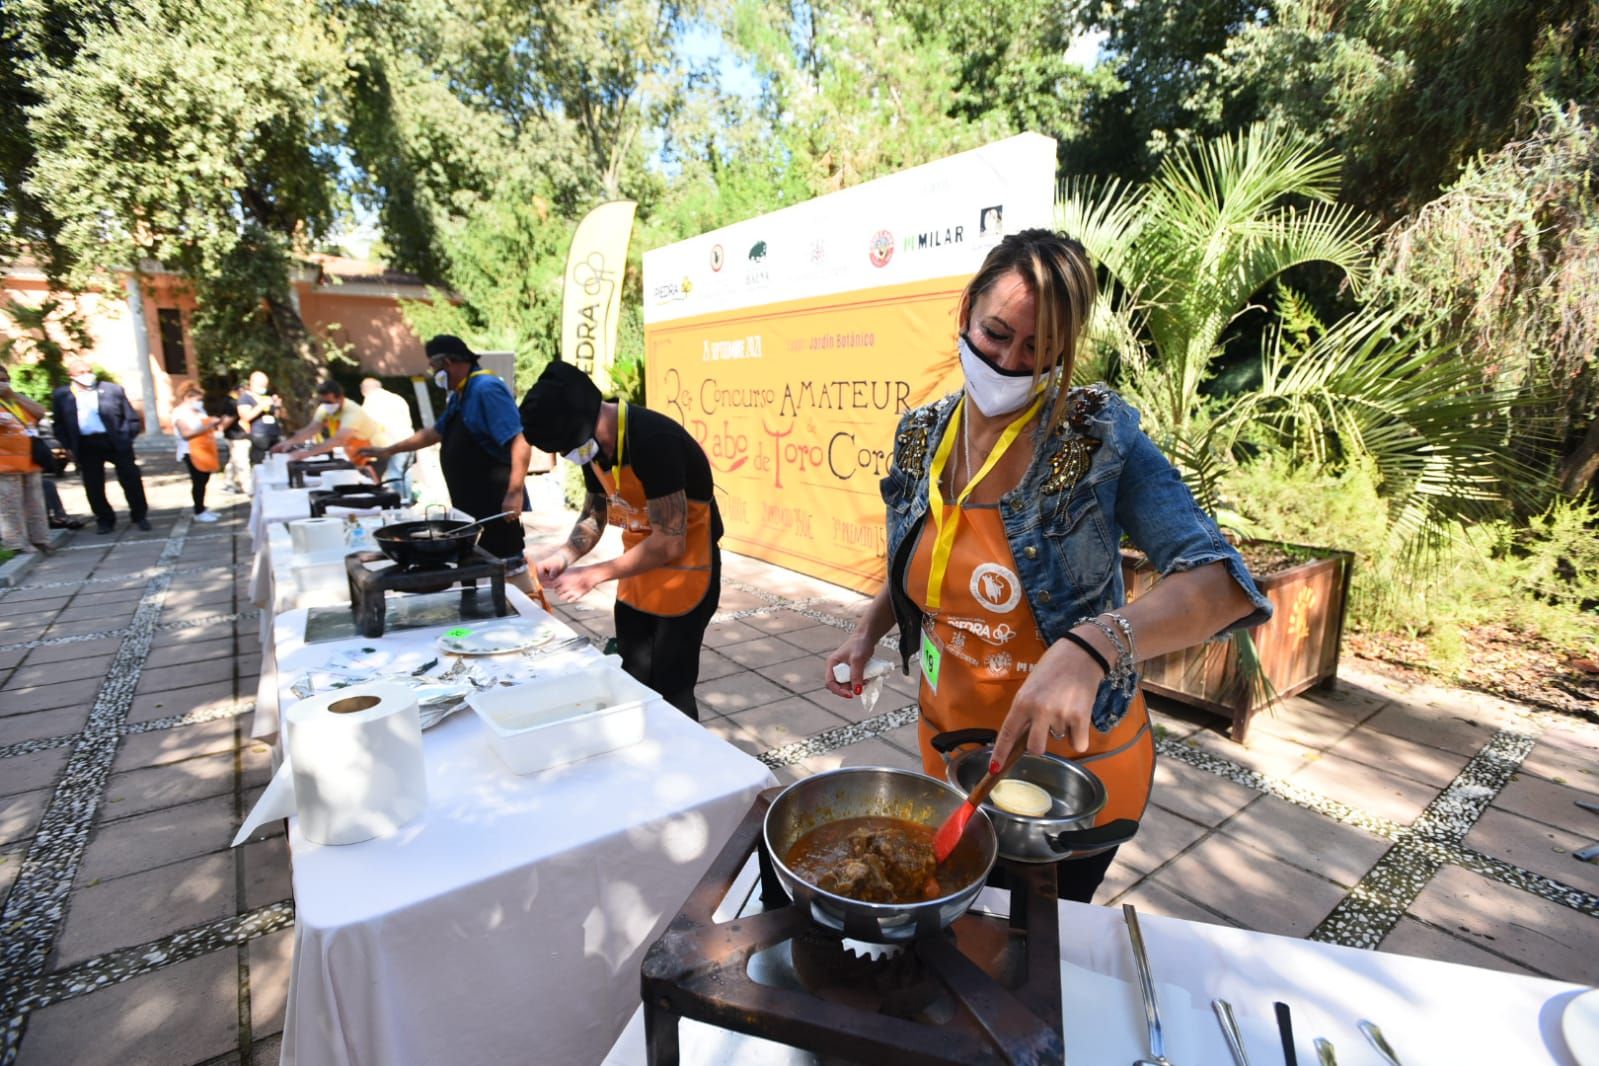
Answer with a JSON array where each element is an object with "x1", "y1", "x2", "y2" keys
[
  {"x1": 359, "y1": 377, "x2": 416, "y2": 490},
  {"x1": 173, "y1": 383, "x2": 233, "y2": 523}
]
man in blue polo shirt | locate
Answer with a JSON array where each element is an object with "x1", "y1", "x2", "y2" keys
[{"x1": 363, "y1": 335, "x2": 535, "y2": 593}]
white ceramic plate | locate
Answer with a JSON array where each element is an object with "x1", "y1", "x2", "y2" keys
[
  {"x1": 436, "y1": 621, "x2": 556, "y2": 656},
  {"x1": 1565, "y1": 987, "x2": 1599, "y2": 1065}
]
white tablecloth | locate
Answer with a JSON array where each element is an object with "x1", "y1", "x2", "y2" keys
[
  {"x1": 271, "y1": 607, "x2": 778, "y2": 1066},
  {"x1": 603, "y1": 881, "x2": 1592, "y2": 1065}
]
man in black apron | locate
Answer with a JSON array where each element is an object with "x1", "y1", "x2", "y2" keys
[{"x1": 363, "y1": 336, "x2": 537, "y2": 594}]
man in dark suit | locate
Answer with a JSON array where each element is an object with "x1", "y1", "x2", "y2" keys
[{"x1": 51, "y1": 357, "x2": 150, "y2": 533}]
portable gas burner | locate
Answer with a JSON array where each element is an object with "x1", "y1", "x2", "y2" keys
[
  {"x1": 288, "y1": 456, "x2": 358, "y2": 488},
  {"x1": 344, "y1": 549, "x2": 508, "y2": 638},
  {"x1": 640, "y1": 790, "x2": 1064, "y2": 1065},
  {"x1": 309, "y1": 485, "x2": 402, "y2": 517}
]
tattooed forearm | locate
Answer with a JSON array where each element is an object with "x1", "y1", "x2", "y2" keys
[
  {"x1": 647, "y1": 490, "x2": 688, "y2": 537},
  {"x1": 565, "y1": 492, "x2": 608, "y2": 559}
]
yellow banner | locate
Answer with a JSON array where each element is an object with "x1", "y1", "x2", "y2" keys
[
  {"x1": 561, "y1": 200, "x2": 636, "y2": 392},
  {"x1": 644, "y1": 274, "x2": 968, "y2": 593}
]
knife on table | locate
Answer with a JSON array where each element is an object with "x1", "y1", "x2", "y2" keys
[{"x1": 1275, "y1": 1001, "x2": 1297, "y2": 1066}]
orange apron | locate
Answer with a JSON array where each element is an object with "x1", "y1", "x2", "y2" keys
[
  {"x1": 905, "y1": 502, "x2": 1154, "y2": 828},
  {"x1": 0, "y1": 399, "x2": 40, "y2": 474},
  {"x1": 321, "y1": 409, "x2": 373, "y2": 468},
  {"x1": 590, "y1": 402, "x2": 715, "y2": 617},
  {"x1": 187, "y1": 431, "x2": 221, "y2": 473}
]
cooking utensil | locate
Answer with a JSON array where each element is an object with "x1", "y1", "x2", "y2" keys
[
  {"x1": 1275, "y1": 1002, "x2": 1297, "y2": 1066},
  {"x1": 932, "y1": 742, "x2": 1022, "y2": 863},
  {"x1": 1313, "y1": 1037, "x2": 1337, "y2": 1066},
  {"x1": 445, "y1": 510, "x2": 518, "y2": 536},
  {"x1": 1575, "y1": 841, "x2": 1599, "y2": 862},
  {"x1": 936, "y1": 729, "x2": 1140, "y2": 862},
  {"x1": 1123, "y1": 904, "x2": 1174, "y2": 1066},
  {"x1": 1213, "y1": 999, "x2": 1251, "y2": 1065},
  {"x1": 372, "y1": 518, "x2": 483, "y2": 567},
  {"x1": 1357, "y1": 1021, "x2": 1401, "y2": 1065},
  {"x1": 762, "y1": 766, "x2": 997, "y2": 943}
]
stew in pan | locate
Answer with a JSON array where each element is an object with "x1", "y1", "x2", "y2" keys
[{"x1": 784, "y1": 816, "x2": 980, "y2": 904}]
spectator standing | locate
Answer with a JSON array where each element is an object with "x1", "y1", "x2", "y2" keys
[
  {"x1": 173, "y1": 383, "x2": 231, "y2": 523},
  {"x1": 50, "y1": 357, "x2": 149, "y2": 533},
  {"x1": 0, "y1": 364, "x2": 53, "y2": 553},
  {"x1": 235, "y1": 371, "x2": 283, "y2": 470},
  {"x1": 359, "y1": 376, "x2": 417, "y2": 490}
]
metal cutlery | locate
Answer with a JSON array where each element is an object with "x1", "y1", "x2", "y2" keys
[
  {"x1": 1274, "y1": 1002, "x2": 1297, "y2": 1066},
  {"x1": 1313, "y1": 1037, "x2": 1337, "y2": 1066},
  {"x1": 1358, "y1": 1020, "x2": 1402, "y2": 1065},
  {"x1": 1211, "y1": 999, "x2": 1251, "y2": 1065},
  {"x1": 1122, "y1": 904, "x2": 1176, "y2": 1066}
]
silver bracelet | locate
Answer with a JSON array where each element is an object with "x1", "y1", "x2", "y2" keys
[
  {"x1": 1099, "y1": 611, "x2": 1138, "y2": 666},
  {"x1": 1081, "y1": 617, "x2": 1137, "y2": 697}
]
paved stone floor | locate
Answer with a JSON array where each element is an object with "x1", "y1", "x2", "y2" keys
[{"x1": 1, "y1": 447, "x2": 1596, "y2": 1064}]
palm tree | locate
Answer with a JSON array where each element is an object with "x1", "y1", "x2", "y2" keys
[{"x1": 1057, "y1": 120, "x2": 1377, "y2": 438}]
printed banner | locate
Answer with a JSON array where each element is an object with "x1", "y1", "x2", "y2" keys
[
  {"x1": 562, "y1": 200, "x2": 637, "y2": 393},
  {"x1": 643, "y1": 135, "x2": 1056, "y2": 593}
]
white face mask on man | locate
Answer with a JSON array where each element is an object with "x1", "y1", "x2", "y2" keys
[
  {"x1": 562, "y1": 439, "x2": 600, "y2": 466},
  {"x1": 73, "y1": 373, "x2": 97, "y2": 389},
  {"x1": 958, "y1": 334, "x2": 1040, "y2": 417},
  {"x1": 320, "y1": 401, "x2": 341, "y2": 417},
  {"x1": 433, "y1": 369, "x2": 450, "y2": 390}
]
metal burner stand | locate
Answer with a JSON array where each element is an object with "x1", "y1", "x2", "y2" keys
[
  {"x1": 288, "y1": 457, "x2": 357, "y2": 488},
  {"x1": 640, "y1": 789, "x2": 1064, "y2": 1066},
  {"x1": 345, "y1": 549, "x2": 508, "y2": 638},
  {"x1": 309, "y1": 487, "x2": 402, "y2": 517}
]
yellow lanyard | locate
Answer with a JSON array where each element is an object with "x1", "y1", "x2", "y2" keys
[
  {"x1": 0, "y1": 396, "x2": 31, "y2": 426},
  {"x1": 591, "y1": 401, "x2": 627, "y2": 496},
  {"x1": 923, "y1": 393, "x2": 1044, "y2": 612}
]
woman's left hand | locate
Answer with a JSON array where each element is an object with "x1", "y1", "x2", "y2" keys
[
  {"x1": 990, "y1": 637, "x2": 1105, "y2": 768},
  {"x1": 547, "y1": 565, "x2": 603, "y2": 603}
]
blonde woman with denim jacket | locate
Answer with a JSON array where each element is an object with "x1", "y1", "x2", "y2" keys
[{"x1": 824, "y1": 229, "x2": 1273, "y2": 901}]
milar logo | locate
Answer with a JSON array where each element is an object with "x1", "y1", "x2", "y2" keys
[
  {"x1": 901, "y1": 224, "x2": 964, "y2": 253},
  {"x1": 868, "y1": 229, "x2": 894, "y2": 268},
  {"x1": 979, "y1": 205, "x2": 1004, "y2": 236},
  {"x1": 710, "y1": 243, "x2": 725, "y2": 272}
]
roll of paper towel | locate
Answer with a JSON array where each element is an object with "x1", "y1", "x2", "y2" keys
[
  {"x1": 289, "y1": 517, "x2": 346, "y2": 555},
  {"x1": 232, "y1": 683, "x2": 427, "y2": 847}
]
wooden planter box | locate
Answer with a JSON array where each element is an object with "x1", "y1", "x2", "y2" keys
[{"x1": 1120, "y1": 542, "x2": 1354, "y2": 743}]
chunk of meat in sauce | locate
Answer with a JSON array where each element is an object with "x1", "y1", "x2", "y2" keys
[{"x1": 785, "y1": 817, "x2": 941, "y2": 904}]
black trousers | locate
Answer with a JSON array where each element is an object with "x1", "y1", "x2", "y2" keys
[
  {"x1": 75, "y1": 434, "x2": 148, "y2": 525},
  {"x1": 183, "y1": 456, "x2": 210, "y2": 514},
  {"x1": 1054, "y1": 845, "x2": 1120, "y2": 903},
  {"x1": 613, "y1": 548, "x2": 720, "y2": 720}
]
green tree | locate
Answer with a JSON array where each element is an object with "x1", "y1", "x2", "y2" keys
[{"x1": 19, "y1": 0, "x2": 349, "y2": 414}]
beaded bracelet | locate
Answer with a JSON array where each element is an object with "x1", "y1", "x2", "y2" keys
[
  {"x1": 1100, "y1": 611, "x2": 1138, "y2": 666},
  {"x1": 1081, "y1": 616, "x2": 1137, "y2": 697}
]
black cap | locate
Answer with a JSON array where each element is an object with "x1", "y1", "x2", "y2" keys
[
  {"x1": 519, "y1": 361, "x2": 602, "y2": 454},
  {"x1": 425, "y1": 334, "x2": 476, "y2": 362}
]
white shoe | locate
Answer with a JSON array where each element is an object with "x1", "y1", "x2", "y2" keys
[{"x1": 194, "y1": 511, "x2": 222, "y2": 523}]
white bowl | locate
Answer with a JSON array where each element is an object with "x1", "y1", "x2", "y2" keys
[{"x1": 466, "y1": 661, "x2": 650, "y2": 774}]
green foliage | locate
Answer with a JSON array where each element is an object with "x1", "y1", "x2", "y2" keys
[
  {"x1": 0, "y1": 295, "x2": 92, "y2": 393},
  {"x1": 1058, "y1": 121, "x2": 1377, "y2": 438},
  {"x1": 1368, "y1": 103, "x2": 1599, "y2": 498}
]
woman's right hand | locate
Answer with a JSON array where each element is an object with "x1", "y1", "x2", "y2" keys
[
  {"x1": 823, "y1": 630, "x2": 874, "y2": 699},
  {"x1": 534, "y1": 552, "x2": 570, "y2": 584}
]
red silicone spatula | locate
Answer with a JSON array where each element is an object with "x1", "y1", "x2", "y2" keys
[{"x1": 932, "y1": 743, "x2": 1025, "y2": 863}]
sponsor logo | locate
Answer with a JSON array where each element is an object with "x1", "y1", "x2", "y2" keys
[
  {"x1": 868, "y1": 229, "x2": 894, "y2": 268},
  {"x1": 984, "y1": 651, "x2": 1014, "y2": 677},
  {"x1": 748, "y1": 240, "x2": 768, "y2": 262},
  {"x1": 901, "y1": 224, "x2": 965, "y2": 253},
  {"x1": 979, "y1": 205, "x2": 1004, "y2": 236},
  {"x1": 970, "y1": 563, "x2": 1022, "y2": 614},
  {"x1": 809, "y1": 238, "x2": 826, "y2": 263},
  {"x1": 651, "y1": 276, "x2": 694, "y2": 305},
  {"x1": 742, "y1": 238, "x2": 771, "y2": 287},
  {"x1": 945, "y1": 617, "x2": 1017, "y2": 646},
  {"x1": 710, "y1": 244, "x2": 724, "y2": 272}
]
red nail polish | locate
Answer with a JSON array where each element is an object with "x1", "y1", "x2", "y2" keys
[
  {"x1": 989, "y1": 759, "x2": 1002, "y2": 775},
  {"x1": 854, "y1": 683, "x2": 863, "y2": 695}
]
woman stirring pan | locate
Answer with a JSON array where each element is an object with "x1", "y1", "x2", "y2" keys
[{"x1": 824, "y1": 229, "x2": 1273, "y2": 902}]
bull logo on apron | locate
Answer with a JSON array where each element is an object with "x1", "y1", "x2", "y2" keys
[{"x1": 970, "y1": 562, "x2": 1021, "y2": 614}]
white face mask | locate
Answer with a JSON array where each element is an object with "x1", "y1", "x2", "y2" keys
[
  {"x1": 73, "y1": 373, "x2": 97, "y2": 389},
  {"x1": 433, "y1": 369, "x2": 449, "y2": 390},
  {"x1": 958, "y1": 334, "x2": 1039, "y2": 417},
  {"x1": 562, "y1": 439, "x2": 599, "y2": 466},
  {"x1": 320, "y1": 401, "x2": 340, "y2": 417}
]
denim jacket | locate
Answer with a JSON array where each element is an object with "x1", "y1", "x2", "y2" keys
[{"x1": 882, "y1": 384, "x2": 1273, "y2": 733}]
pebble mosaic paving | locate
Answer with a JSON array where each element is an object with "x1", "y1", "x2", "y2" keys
[{"x1": 0, "y1": 488, "x2": 1595, "y2": 1064}]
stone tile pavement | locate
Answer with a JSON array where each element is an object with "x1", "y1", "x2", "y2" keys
[{"x1": 0, "y1": 450, "x2": 1596, "y2": 1063}]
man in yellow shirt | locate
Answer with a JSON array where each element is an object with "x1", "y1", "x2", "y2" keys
[{"x1": 269, "y1": 380, "x2": 388, "y2": 480}]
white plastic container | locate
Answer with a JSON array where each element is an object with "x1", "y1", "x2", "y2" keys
[{"x1": 466, "y1": 662, "x2": 651, "y2": 775}]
